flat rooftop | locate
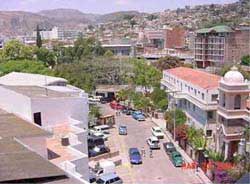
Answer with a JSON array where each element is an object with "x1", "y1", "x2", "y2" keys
[
  {"x1": 0, "y1": 139, "x2": 67, "y2": 183},
  {"x1": 2, "y1": 85, "x2": 78, "y2": 98},
  {"x1": 0, "y1": 113, "x2": 50, "y2": 139},
  {"x1": 164, "y1": 67, "x2": 221, "y2": 90}
]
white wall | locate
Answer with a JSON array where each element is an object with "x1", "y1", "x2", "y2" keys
[
  {"x1": 163, "y1": 71, "x2": 218, "y2": 105},
  {"x1": 31, "y1": 97, "x2": 88, "y2": 128},
  {"x1": 0, "y1": 86, "x2": 32, "y2": 122}
]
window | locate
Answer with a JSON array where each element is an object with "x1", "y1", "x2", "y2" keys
[
  {"x1": 207, "y1": 111, "x2": 213, "y2": 119},
  {"x1": 202, "y1": 93, "x2": 205, "y2": 100},
  {"x1": 194, "y1": 89, "x2": 197, "y2": 95},
  {"x1": 192, "y1": 104, "x2": 195, "y2": 111},
  {"x1": 33, "y1": 112, "x2": 42, "y2": 126},
  {"x1": 234, "y1": 95, "x2": 241, "y2": 110},
  {"x1": 212, "y1": 94, "x2": 218, "y2": 102},
  {"x1": 206, "y1": 130, "x2": 212, "y2": 137}
]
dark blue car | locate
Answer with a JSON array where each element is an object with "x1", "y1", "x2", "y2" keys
[{"x1": 129, "y1": 148, "x2": 142, "y2": 164}]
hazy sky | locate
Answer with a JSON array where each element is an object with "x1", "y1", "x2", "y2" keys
[{"x1": 0, "y1": 0, "x2": 238, "y2": 14}]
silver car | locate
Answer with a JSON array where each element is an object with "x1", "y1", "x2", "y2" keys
[{"x1": 96, "y1": 173, "x2": 123, "y2": 184}]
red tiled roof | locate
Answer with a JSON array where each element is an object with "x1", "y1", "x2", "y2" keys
[{"x1": 165, "y1": 67, "x2": 221, "y2": 90}]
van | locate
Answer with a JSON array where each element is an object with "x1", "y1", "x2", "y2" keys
[
  {"x1": 96, "y1": 173, "x2": 123, "y2": 184},
  {"x1": 93, "y1": 125, "x2": 110, "y2": 133},
  {"x1": 93, "y1": 161, "x2": 115, "y2": 176}
]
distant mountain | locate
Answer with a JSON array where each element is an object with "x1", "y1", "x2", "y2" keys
[
  {"x1": 0, "y1": 9, "x2": 146, "y2": 36},
  {"x1": 0, "y1": 11, "x2": 52, "y2": 36},
  {"x1": 96, "y1": 11, "x2": 146, "y2": 23},
  {"x1": 38, "y1": 9, "x2": 98, "y2": 27}
]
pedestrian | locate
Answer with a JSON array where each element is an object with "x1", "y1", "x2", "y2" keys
[
  {"x1": 141, "y1": 147, "x2": 146, "y2": 157},
  {"x1": 150, "y1": 149, "x2": 153, "y2": 158}
]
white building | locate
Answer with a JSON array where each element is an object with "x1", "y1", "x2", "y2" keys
[
  {"x1": 161, "y1": 67, "x2": 221, "y2": 138},
  {"x1": 33, "y1": 27, "x2": 82, "y2": 41},
  {"x1": 0, "y1": 72, "x2": 89, "y2": 183},
  {"x1": 216, "y1": 66, "x2": 250, "y2": 160}
]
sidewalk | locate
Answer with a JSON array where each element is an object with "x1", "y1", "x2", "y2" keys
[{"x1": 151, "y1": 117, "x2": 213, "y2": 184}]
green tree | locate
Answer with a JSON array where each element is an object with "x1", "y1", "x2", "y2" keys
[
  {"x1": 3, "y1": 40, "x2": 34, "y2": 60},
  {"x1": 165, "y1": 109, "x2": 187, "y2": 130},
  {"x1": 35, "y1": 47, "x2": 56, "y2": 68},
  {"x1": 104, "y1": 50, "x2": 114, "y2": 57},
  {"x1": 89, "y1": 105, "x2": 102, "y2": 119},
  {"x1": 150, "y1": 86, "x2": 168, "y2": 110},
  {"x1": 0, "y1": 59, "x2": 53, "y2": 76},
  {"x1": 36, "y1": 25, "x2": 42, "y2": 48},
  {"x1": 152, "y1": 56, "x2": 184, "y2": 71},
  {"x1": 241, "y1": 55, "x2": 250, "y2": 66},
  {"x1": 132, "y1": 59, "x2": 162, "y2": 92}
]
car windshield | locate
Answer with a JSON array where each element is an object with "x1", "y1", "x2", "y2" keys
[
  {"x1": 131, "y1": 151, "x2": 140, "y2": 156},
  {"x1": 174, "y1": 154, "x2": 181, "y2": 158},
  {"x1": 155, "y1": 129, "x2": 161, "y2": 132},
  {"x1": 120, "y1": 126, "x2": 126, "y2": 129},
  {"x1": 96, "y1": 178, "x2": 105, "y2": 184}
]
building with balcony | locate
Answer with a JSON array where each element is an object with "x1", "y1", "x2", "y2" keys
[
  {"x1": 161, "y1": 67, "x2": 221, "y2": 137},
  {"x1": 195, "y1": 25, "x2": 250, "y2": 69},
  {"x1": 0, "y1": 72, "x2": 89, "y2": 183},
  {"x1": 0, "y1": 109, "x2": 82, "y2": 183},
  {"x1": 216, "y1": 66, "x2": 250, "y2": 160}
]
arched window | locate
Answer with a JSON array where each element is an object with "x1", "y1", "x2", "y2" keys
[{"x1": 234, "y1": 95, "x2": 241, "y2": 110}]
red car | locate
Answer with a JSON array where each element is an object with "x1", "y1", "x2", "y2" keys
[{"x1": 110, "y1": 101, "x2": 124, "y2": 110}]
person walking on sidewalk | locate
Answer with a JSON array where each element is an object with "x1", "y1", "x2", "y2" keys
[
  {"x1": 141, "y1": 147, "x2": 146, "y2": 157},
  {"x1": 150, "y1": 149, "x2": 153, "y2": 158}
]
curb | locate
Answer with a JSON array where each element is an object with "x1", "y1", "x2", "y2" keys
[{"x1": 150, "y1": 118, "x2": 213, "y2": 184}]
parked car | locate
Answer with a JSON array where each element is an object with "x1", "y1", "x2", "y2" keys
[
  {"x1": 93, "y1": 125, "x2": 110, "y2": 134},
  {"x1": 90, "y1": 131, "x2": 109, "y2": 141},
  {"x1": 132, "y1": 111, "x2": 145, "y2": 121},
  {"x1": 151, "y1": 127, "x2": 164, "y2": 139},
  {"x1": 88, "y1": 135, "x2": 105, "y2": 150},
  {"x1": 96, "y1": 173, "x2": 123, "y2": 184},
  {"x1": 163, "y1": 142, "x2": 176, "y2": 156},
  {"x1": 89, "y1": 145, "x2": 110, "y2": 157},
  {"x1": 110, "y1": 101, "x2": 124, "y2": 110},
  {"x1": 122, "y1": 108, "x2": 134, "y2": 115},
  {"x1": 147, "y1": 136, "x2": 160, "y2": 149},
  {"x1": 100, "y1": 97, "x2": 113, "y2": 104},
  {"x1": 129, "y1": 148, "x2": 142, "y2": 164},
  {"x1": 119, "y1": 125, "x2": 127, "y2": 135},
  {"x1": 170, "y1": 151, "x2": 183, "y2": 167},
  {"x1": 91, "y1": 160, "x2": 116, "y2": 177},
  {"x1": 88, "y1": 95, "x2": 101, "y2": 104}
]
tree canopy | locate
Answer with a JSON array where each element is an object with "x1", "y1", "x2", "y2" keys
[{"x1": 241, "y1": 55, "x2": 250, "y2": 66}]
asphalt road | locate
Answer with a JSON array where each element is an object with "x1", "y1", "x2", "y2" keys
[{"x1": 100, "y1": 104, "x2": 203, "y2": 184}]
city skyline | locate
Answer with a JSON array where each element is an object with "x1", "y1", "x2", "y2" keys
[{"x1": 0, "y1": 0, "x2": 238, "y2": 14}]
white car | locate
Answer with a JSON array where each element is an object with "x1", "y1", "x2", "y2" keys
[
  {"x1": 151, "y1": 127, "x2": 164, "y2": 139},
  {"x1": 88, "y1": 95, "x2": 101, "y2": 104},
  {"x1": 147, "y1": 136, "x2": 160, "y2": 149},
  {"x1": 89, "y1": 130, "x2": 109, "y2": 141}
]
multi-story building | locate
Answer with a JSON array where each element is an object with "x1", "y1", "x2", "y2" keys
[
  {"x1": 0, "y1": 109, "x2": 82, "y2": 183},
  {"x1": 216, "y1": 66, "x2": 250, "y2": 160},
  {"x1": 33, "y1": 27, "x2": 82, "y2": 41},
  {"x1": 195, "y1": 25, "x2": 250, "y2": 69},
  {"x1": 161, "y1": 67, "x2": 221, "y2": 136},
  {"x1": 144, "y1": 27, "x2": 187, "y2": 49},
  {"x1": 0, "y1": 72, "x2": 89, "y2": 183}
]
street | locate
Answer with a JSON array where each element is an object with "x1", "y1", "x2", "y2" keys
[{"x1": 100, "y1": 104, "x2": 203, "y2": 184}]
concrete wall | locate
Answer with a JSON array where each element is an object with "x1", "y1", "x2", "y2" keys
[
  {"x1": 18, "y1": 136, "x2": 48, "y2": 159},
  {"x1": 0, "y1": 86, "x2": 32, "y2": 122},
  {"x1": 163, "y1": 72, "x2": 219, "y2": 105},
  {"x1": 71, "y1": 157, "x2": 89, "y2": 181},
  {"x1": 31, "y1": 97, "x2": 88, "y2": 127}
]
